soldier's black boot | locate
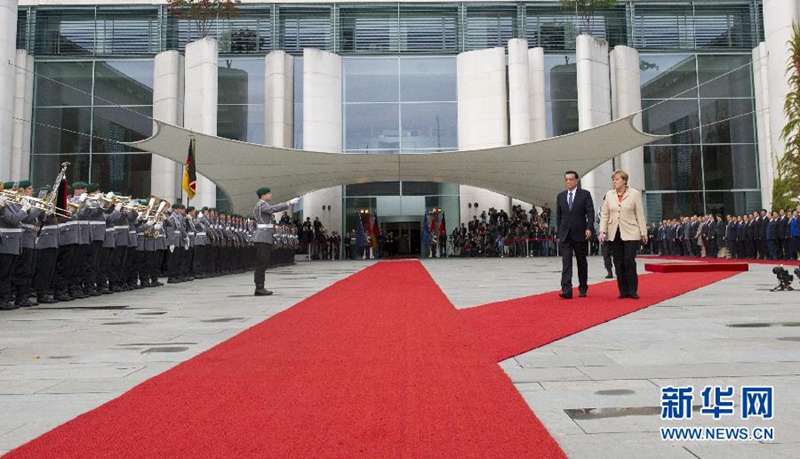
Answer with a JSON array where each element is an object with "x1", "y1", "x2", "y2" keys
[
  {"x1": 605, "y1": 269, "x2": 613, "y2": 279},
  {"x1": 0, "y1": 294, "x2": 19, "y2": 310},
  {"x1": 254, "y1": 284, "x2": 272, "y2": 296},
  {"x1": 37, "y1": 292, "x2": 57, "y2": 304}
]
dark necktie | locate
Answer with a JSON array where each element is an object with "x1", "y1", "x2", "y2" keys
[{"x1": 568, "y1": 191, "x2": 573, "y2": 211}]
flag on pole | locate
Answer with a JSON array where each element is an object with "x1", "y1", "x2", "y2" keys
[
  {"x1": 356, "y1": 213, "x2": 367, "y2": 247},
  {"x1": 182, "y1": 137, "x2": 197, "y2": 200},
  {"x1": 370, "y1": 213, "x2": 379, "y2": 248},
  {"x1": 422, "y1": 212, "x2": 430, "y2": 246},
  {"x1": 430, "y1": 211, "x2": 437, "y2": 238},
  {"x1": 439, "y1": 212, "x2": 446, "y2": 235}
]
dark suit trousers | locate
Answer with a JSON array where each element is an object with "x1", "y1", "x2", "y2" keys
[
  {"x1": 560, "y1": 237, "x2": 588, "y2": 292},
  {"x1": 253, "y1": 242, "x2": 273, "y2": 287},
  {"x1": 611, "y1": 228, "x2": 640, "y2": 296}
]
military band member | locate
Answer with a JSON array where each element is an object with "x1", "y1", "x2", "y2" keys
[
  {"x1": 0, "y1": 183, "x2": 28, "y2": 310},
  {"x1": 34, "y1": 186, "x2": 59, "y2": 304},
  {"x1": 14, "y1": 181, "x2": 40, "y2": 307},
  {"x1": 166, "y1": 203, "x2": 189, "y2": 283},
  {"x1": 252, "y1": 187, "x2": 297, "y2": 296}
]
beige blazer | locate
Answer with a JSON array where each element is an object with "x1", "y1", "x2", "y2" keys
[{"x1": 599, "y1": 187, "x2": 647, "y2": 242}]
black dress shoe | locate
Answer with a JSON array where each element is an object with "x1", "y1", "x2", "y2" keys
[
  {"x1": 38, "y1": 294, "x2": 57, "y2": 304},
  {"x1": 618, "y1": 294, "x2": 629, "y2": 299},
  {"x1": 629, "y1": 293, "x2": 640, "y2": 300},
  {"x1": 0, "y1": 302, "x2": 19, "y2": 310},
  {"x1": 558, "y1": 291, "x2": 573, "y2": 299},
  {"x1": 167, "y1": 278, "x2": 181, "y2": 284},
  {"x1": 605, "y1": 272, "x2": 613, "y2": 279},
  {"x1": 15, "y1": 299, "x2": 33, "y2": 308},
  {"x1": 254, "y1": 288, "x2": 273, "y2": 296},
  {"x1": 579, "y1": 290, "x2": 587, "y2": 298}
]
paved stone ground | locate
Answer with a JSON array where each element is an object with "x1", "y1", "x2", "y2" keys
[{"x1": 1, "y1": 256, "x2": 797, "y2": 457}]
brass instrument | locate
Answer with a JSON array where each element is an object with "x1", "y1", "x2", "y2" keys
[
  {"x1": 121, "y1": 200, "x2": 148, "y2": 214},
  {"x1": 0, "y1": 190, "x2": 72, "y2": 218},
  {"x1": 96, "y1": 192, "x2": 133, "y2": 210},
  {"x1": 45, "y1": 162, "x2": 70, "y2": 215}
]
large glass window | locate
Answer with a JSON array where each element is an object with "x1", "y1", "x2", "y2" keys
[
  {"x1": 217, "y1": 58, "x2": 266, "y2": 144},
  {"x1": 545, "y1": 54, "x2": 577, "y2": 137},
  {"x1": 641, "y1": 52, "x2": 758, "y2": 220},
  {"x1": 32, "y1": 59, "x2": 153, "y2": 192},
  {"x1": 343, "y1": 56, "x2": 457, "y2": 154}
]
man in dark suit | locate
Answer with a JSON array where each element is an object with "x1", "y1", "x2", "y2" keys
[{"x1": 556, "y1": 171, "x2": 595, "y2": 299}]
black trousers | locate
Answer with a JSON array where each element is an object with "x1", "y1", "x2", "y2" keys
[
  {"x1": 560, "y1": 237, "x2": 588, "y2": 292},
  {"x1": 34, "y1": 248, "x2": 57, "y2": 293},
  {"x1": 601, "y1": 241, "x2": 613, "y2": 273},
  {"x1": 0, "y1": 253, "x2": 18, "y2": 298},
  {"x1": 13, "y1": 248, "x2": 36, "y2": 295},
  {"x1": 167, "y1": 246, "x2": 184, "y2": 279},
  {"x1": 54, "y1": 244, "x2": 77, "y2": 291},
  {"x1": 98, "y1": 247, "x2": 113, "y2": 287},
  {"x1": 611, "y1": 229, "x2": 641, "y2": 296},
  {"x1": 253, "y1": 243, "x2": 273, "y2": 287},
  {"x1": 193, "y1": 245, "x2": 205, "y2": 276},
  {"x1": 89, "y1": 241, "x2": 103, "y2": 286}
]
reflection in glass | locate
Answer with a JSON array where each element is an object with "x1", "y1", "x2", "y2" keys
[
  {"x1": 218, "y1": 104, "x2": 265, "y2": 144},
  {"x1": 704, "y1": 191, "x2": 762, "y2": 217},
  {"x1": 345, "y1": 182, "x2": 400, "y2": 197},
  {"x1": 399, "y1": 57, "x2": 456, "y2": 102},
  {"x1": 700, "y1": 98, "x2": 754, "y2": 144},
  {"x1": 94, "y1": 60, "x2": 154, "y2": 106},
  {"x1": 92, "y1": 106, "x2": 153, "y2": 152},
  {"x1": 644, "y1": 144, "x2": 702, "y2": 191},
  {"x1": 344, "y1": 58, "x2": 399, "y2": 103},
  {"x1": 645, "y1": 191, "x2": 705, "y2": 223},
  {"x1": 400, "y1": 103, "x2": 457, "y2": 151},
  {"x1": 545, "y1": 55, "x2": 577, "y2": 137},
  {"x1": 697, "y1": 55, "x2": 752, "y2": 98},
  {"x1": 91, "y1": 154, "x2": 152, "y2": 197},
  {"x1": 702, "y1": 144, "x2": 758, "y2": 190},
  {"x1": 34, "y1": 107, "x2": 92, "y2": 154},
  {"x1": 640, "y1": 54, "x2": 697, "y2": 100},
  {"x1": 36, "y1": 62, "x2": 94, "y2": 106},
  {"x1": 218, "y1": 59, "x2": 265, "y2": 105},
  {"x1": 345, "y1": 103, "x2": 399, "y2": 152},
  {"x1": 32, "y1": 154, "x2": 91, "y2": 189},
  {"x1": 641, "y1": 99, "x2": 700, "y2": 143}
]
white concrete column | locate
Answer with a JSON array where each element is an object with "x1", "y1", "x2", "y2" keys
[
  {"x1": 508, "y1": 39, "x2": 531, "y2": 145},
  {"x1": 184, "y1": 37, "x2": 218, "y2": 209},
  {"x1": 457, "y1": 47, "x2": 510, "y2": 222},
  {"x1": 753, "y1": 43, "x2": 774, "y2": 208},
  {"x1": 265, "y1": 50, "x2": 294, "y2": 148},
  {"x1": 528, "y1": 47, "x2": 547, "y2": 141},
  {"x1": 610, "y1": 45, "x2": 645, "y2": 192},
  {"x1": 761, "y1": 0, "x2": 800, "y2": 208},
  {"x1": 11, "y1": 49, "x2": 33, "y2": 181},
  {"x1": 302, "y1": 48, "x2": 342, "y2": 234},
  {"x1": 151, "y1": 50, "x2": 184, "y2": 202},
  {"x1": 0, "y1": 0, "x2": 19, "y2": 179},
  {"x1": 576, "y1": 35, "x2": 613, "y2": 207}
]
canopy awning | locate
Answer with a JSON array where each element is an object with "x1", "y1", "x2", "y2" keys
[{"x1": 126, "y1": 114, "x2": 663, "y2": 212}]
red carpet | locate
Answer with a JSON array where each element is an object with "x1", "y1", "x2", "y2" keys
[
  {"x1": 7, "y1": 261, "x2": 565, "y2": 458},
  {"x1": 644, "y1": 262, "x2": 748, "y2": 273},
  {"x1": 460, "y1": 271, "x2": 740, "y2": 362}
]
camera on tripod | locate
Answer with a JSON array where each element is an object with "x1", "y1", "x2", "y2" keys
[{"x1": 771, "y1": 265, "x2": 794, "y2": 291}]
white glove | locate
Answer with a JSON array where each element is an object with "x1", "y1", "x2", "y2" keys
[
  {"x1": 21, "y1": 202, "x2": 32, "y2": 212},
  {"x1": 0, "y1": 197, "x2": 7, "y2": 207},
  {"x1": 185, "y1": 237, "x2": 190, "y2": 247},
  {"x1": 154, "y1": 223, "x2": 163, "y2": 230},
  {"x1": 288, "y1": 197, "x2": 299, "y2": 205},
  {"x1": 169, "y1": 245, "x2": 175, "y2": 253}
]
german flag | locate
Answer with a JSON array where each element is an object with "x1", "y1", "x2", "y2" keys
[{"x1": 182, "y1": 137, "x2": 197, "y2": 200}]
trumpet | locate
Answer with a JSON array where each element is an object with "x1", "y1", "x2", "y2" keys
[
  {"x1": 96, "y1": 192, "x2": 133, "y2": 210},
  {"x1": 121, "y1": 200, "x2": 148, "y2": 214},
  {"x1": 0, "y1": 190, "x2": 72, "y2": 218}
]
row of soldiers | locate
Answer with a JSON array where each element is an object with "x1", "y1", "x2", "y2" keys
[
  {"x1": 652, "y1": 208, "x2": 800, "y2": 260},
  {"x1": 0, "y1": 180, "x2": 298, "y2": 311}
]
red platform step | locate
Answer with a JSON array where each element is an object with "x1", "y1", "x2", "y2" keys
[{"x1": 645, "y1": 262, "x2": 749, "y2": 273}]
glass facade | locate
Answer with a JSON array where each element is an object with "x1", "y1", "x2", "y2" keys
[
  {"x1": 32, "y1": 60, "x2": 153, "y2": 197},
  {"x1": 19, "y1": 1, "x2": 764, "y2": 221}
]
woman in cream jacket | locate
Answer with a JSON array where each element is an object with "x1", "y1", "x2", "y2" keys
[{"x1": 599, "y1": 170, "x2": 648, "y2": 299}]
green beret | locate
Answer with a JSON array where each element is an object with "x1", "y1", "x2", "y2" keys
[
  {"x1": 72, "y1": 181, "x2": 88, "y2": 189},
  {"x1": 37, "y1": 185, "x2": 51, "y2": 193},
  {"x1": 201, "y1": 206, "x2": 209, "y2": 211},
  {"x1": 171, "y1": 203, "x2": 185, "y2": 210},
  {"x1": 86, "y1": 183, "x2": 100, "y2": 193},
  {"x1": 2, "y1": 182, "x2": 12, "y2": 189},
  {"x1": 187, "y1": 206, "x2": 195, "y2": 212},
  {"x1": 19, "y1": 180, "x2": 32, "y2": 189},
  {"x1": 256, "y1": 187, "x2": 271, "y2": 196}
]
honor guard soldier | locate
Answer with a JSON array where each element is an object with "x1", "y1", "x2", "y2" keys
[
  {"x1": 252, "y1": 187, "x2": 297, "y2": 296},
  {"x1": 14, "y1": 181, "x2": 40, "y2": 307},
  {"x1": 33, "y1": 186, "x2": 60, "y2": 304},
  {"x1": 166, "y1": 203, "x2": 189, "y2": 283}
]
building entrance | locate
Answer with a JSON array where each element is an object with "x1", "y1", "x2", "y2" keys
[{"x1": 382, "y1": 221, "x2": 421, "y2": 256}]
